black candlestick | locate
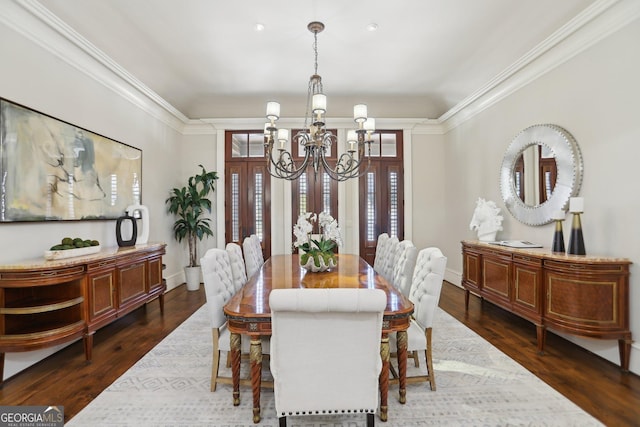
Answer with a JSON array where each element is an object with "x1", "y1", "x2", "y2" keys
[
  {"x1": 552, "y1": 219, "x2": 565, "y2": 253},
  {"x1": 567, "y1": 212, "x2": 586, "y2": 255}
]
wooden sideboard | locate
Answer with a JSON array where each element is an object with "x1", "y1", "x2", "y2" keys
[
  {"x1": 0, "y1": 243, "x2": 166, "y2": 383},
  {"x1": 461, "y1": 240, "x2": 632, "y2": 371}
]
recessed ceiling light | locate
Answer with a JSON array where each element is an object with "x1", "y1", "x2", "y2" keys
[
  {"x1": 366, "y1": 23, "x2": 378, "y2": 32},
  {"x1": 254, "y1": 23, "x2": 265, "y2": 32}
]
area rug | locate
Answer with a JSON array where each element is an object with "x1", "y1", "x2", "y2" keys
[{"x1": 67, "y1": 305, "x2": 602, "y2": 426}]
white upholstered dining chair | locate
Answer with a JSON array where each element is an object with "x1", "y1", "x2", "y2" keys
[
  {"x1": 201, "y1": 248, "x2": 269, "y2": 392},
  {"x1": 225, "y1": 242, "x2": 247, "y2": 292},
  {"x1": 373, "y1": 232, "x2": 390, "y2": 274},
  {"x1": 381, "y1": 236, "x2": 399, "y2": 282},
  {"x1": 390, "y1": 247, "x2": 447, "y2": 390},
  {"x1": 242, "y1": 234, "x2": 264, "y2": 279},
  {"x1": 269, "y1": 288, "x2": 387, "y2": 427},
  {"x1": 200, "y1": 248, "x2": 237, "y2": 391},
  {"x1": 391, "y1": 240, "x2": 418, "y2": 297}
]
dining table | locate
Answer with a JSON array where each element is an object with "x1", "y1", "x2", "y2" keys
[{"x1": 223, "y1": 253, "x2": 414, "y2": 423}]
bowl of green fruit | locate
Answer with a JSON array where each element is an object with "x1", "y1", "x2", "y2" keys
[{"x1": 44, "y1": 237, "x2": 101, "y2": 260}]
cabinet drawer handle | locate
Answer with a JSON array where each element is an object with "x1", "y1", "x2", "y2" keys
[
  {"x1": 40, "y1": 271, "x2": 57, "y2": 276},
  {"x1": 570, "y1": 264, "x2": 586, "y2": 269}
]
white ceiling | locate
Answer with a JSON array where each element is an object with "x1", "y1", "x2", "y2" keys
[{"x1": 39, "y1": 0, "x2": 596, "y2": 120}]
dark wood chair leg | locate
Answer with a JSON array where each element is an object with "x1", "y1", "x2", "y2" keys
[
  {"x1": 278, "y1": 416, "x2": 287, "y2": 427},
  {"x1": 367, "y1": 413, "x2": 375, "y2": 427}
]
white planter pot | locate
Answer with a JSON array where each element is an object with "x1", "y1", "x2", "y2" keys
[{"x1": 184, "y1": 266, "x2": 201, "y2": 291}]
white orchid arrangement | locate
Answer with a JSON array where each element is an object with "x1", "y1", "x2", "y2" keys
[{"x1": 293, "y1": 212, "x2": 342, "y2": 267}]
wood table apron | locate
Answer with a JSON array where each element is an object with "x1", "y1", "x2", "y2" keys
[{"x1": 224, "y1": 253, "x2": 414, "y2": 423}]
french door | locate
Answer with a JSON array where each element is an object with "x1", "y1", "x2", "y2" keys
[
  {"x1": 291, "y1": 130, "x2": 338, "y2": 247},
  {"x1": 225, "y1": 131, "x2": 271, "y2": 259},
  {"x1": 359, "y1": 130, "x2": 404, "y2": 265}
]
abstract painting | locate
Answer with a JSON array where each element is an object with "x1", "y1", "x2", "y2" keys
[{"x1": 0, "y1": 98, "x2": 142, "y2": 221}]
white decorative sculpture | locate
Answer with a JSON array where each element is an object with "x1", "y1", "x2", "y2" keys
[
  {"x1": 470, "y1": 198, "x2": 504, "y2": 242},
  {"x1": 125, "y1": 203, "x2": 150, "y2": 244}
]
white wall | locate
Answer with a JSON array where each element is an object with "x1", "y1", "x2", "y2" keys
[
  {"x1": 410, "y1": 132, "x2": 447, "y2": 251},
  {"x1": 424, "y1": 18, "x2": 640, "y2": 374},
  {"x1": 0, "y1": 6, "x2": 183, "y2": 379}
]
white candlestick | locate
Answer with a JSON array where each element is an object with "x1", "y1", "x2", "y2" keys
[
  {"x1": 552, "y1": 210, "x2": 566, "y2": 221},
  {"x1": 569, "y1": 197, "x2": 584, "y2": 213}
]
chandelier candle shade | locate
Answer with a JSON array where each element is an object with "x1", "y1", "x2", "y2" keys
[
  {"x1": 263, "y1": 22, "x2": 375, "y2": 181},
  {"x1": 567, "y1": 197, "x2": 586, "y2": 255}
]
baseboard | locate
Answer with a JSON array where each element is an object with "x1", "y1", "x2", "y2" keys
[
  {"x1": 444, "y1": 268, "x2": 462, "y2": 288},
  {"x1": 164, "y1": 271, "x2": 185, "y2": 292}
]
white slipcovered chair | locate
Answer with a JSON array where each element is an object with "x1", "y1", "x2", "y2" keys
[
  {"x1": 381, "y1": 236, "x2": 399, "y2": 283},
  {"x1": 225, "y1": 242, "x2": 247, "y2": 292},
  {"x1": 390, "y1": 247, "x2": 447, "y2": 390},
  {"x1": 201, "y1": 248, "x2": 270, "y2": 392},
  {"x1": 269, "y1": 288, "x2": 387, "y2": 427},
  {"x1": 242, "y1": 234, "x2": 264, "y2": 279},
  {"x1": 391, "y1": 240, "x2": 418, "y2": 297},
  {"x1": 252, "y1": 234, "x2": 264, "y2": 263},
  {"x1": 373, "y1": 233, "x2": 390, "y2": 274}
]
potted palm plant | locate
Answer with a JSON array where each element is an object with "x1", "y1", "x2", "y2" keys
[{"x1": 166, "y1": 164, "x2": 218, "y2": 290}]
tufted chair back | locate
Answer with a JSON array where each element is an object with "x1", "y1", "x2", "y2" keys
[
  {"x1": 269, "y1": 288, "x2": 386, "y2": 427},
  {"x1": 373, "y1": 233, "x2": 390, "y2": 273},
  {"x1": 200, "y1": 248, "x2": 239, "y2": 392},
  {"x1": 200, "y1": 248, "x2": 236, "y2": 330},
  {"x1": 251, "y1": 234, "x2": 265, "y2": 263},
  {"x1": 389, "y1": 246, "x2": 447, "y2": 392},
  {"x1": 409, "y1": 247, "x2": 447, "y2": 329},
  {"x1": 225, "y1": 242, "x2": 247, "y2": 292},
  {"x1": 382, "y1": 236, "x2": 400, "y2": 283},
  {"x1": 243, "y1": 235, "x2": 264, "y2": 279},
  {"x1": 392, "y1": 240, "x2": 418, "y2": 297}
]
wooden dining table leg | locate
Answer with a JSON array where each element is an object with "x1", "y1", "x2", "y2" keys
[
  {"x1": 379, "y1": 334, "x2": 390, "y2": 422},
  {"x1": 230, "y1": 332, "x2": 241, "y2": 405},
  {"x1": 250, "y1": 337, "x2": 263, "y2": 423},
  {"x1": 396, "y1": 330, "x2": 408, "y2": 404}
]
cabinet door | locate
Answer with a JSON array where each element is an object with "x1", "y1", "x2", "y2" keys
[
  {"x1": 482, "y1": 252, "x2": 512, "y2": 309},
  {"x1": 543, "y1": 260, "x2": 627, "y2": 335},
  {"x1": 147, "y1": 256, "x2": 163, "y2": 293},
  {"x1": 512, "y1": 254, "x2": 543, "y2": 322},
  {"x1": 462, "y1": 249, "x2": 481, "y2": 293},
  {"x1": 117, "y1": 261, "x2": 146, "y2": 312},
  {"x1": 87, "y1": 269, "x2": 116, "y2": 324}
]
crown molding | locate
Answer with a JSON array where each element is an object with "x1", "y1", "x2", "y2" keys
[
  {"x1": 4, "y1": 0, "x2": 638, "y2": 138},
  {"x1": 438, "y1": 0, "x2": 640, "y2": 133},
  {"x1": 5, "y1": 0, "x2": 189, "y2": 132},
  {"x1": 412, "y1": 120, "x2": 445, "y2": 135},
  {"x1": 182, "y1": 120, "x2": 218, "y2": 135},
  {"x1": 189, "y1": 117, "x2": 435, "y2": 134}
]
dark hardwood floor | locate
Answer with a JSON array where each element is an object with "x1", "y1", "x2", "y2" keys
[
  {"x1": 1, "y1": 282, "x2": 638, "y2": 426},
  {"x1": 439, "y1": 282, "x2": 640, "y2": 427}
]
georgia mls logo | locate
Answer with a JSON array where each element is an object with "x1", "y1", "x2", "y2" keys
[
  {"x1": 44, "y1": 406, "x2": 63, "y2": 417},
  {"x1": 0, "y1": 405, "x2": 64, "y2": 427}
]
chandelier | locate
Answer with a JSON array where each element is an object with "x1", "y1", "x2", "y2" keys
[{"x1": 263, "y1": 21, "x2": 375, "y2": 182}]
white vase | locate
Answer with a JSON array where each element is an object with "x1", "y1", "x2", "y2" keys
[{"x1": 184, "y1": 266, "x2": 201, "y2": 291}]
